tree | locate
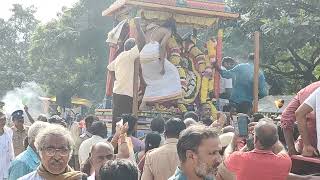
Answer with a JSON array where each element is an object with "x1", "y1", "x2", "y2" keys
[
  {"x1": 224, "y1": 0, "x2": 320, "y2": 94},
  {"x1": 28, "y1": 0, "x2": 115, "y2": 102},
  {"x1": 0, "y1": 4, "x2": 39, "y2": 96}
]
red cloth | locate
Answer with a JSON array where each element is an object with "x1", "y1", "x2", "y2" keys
[
  {"x1": 224, "y1": 149, "x2": 292, "y2": 180},
  {"x1": 280, "y1": 81, "x2": 320, "y2": 149}
]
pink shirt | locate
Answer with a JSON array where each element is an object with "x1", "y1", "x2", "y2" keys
[
  {"x1": 280, "y1": 81, "x2": 320, "y2": 147},
  {"x1": 225, "y1": 149, "x2": 292, "y2": 180}
]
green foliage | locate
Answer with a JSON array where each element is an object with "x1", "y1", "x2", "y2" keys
[
  {"x1": 2, "y1": 0, "x2": 319, "y2": 101},
  {"x1": 28, "y1": 0, "x2": 115, "y2": 102},
  {"x1": 0, "y1": 4, "x2": 39, "y2": 97},
  {"x1": 224, "y1": 0, "x2": 320, "y2": 94}
]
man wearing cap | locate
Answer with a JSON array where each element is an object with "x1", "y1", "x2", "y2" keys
[{"x1": 11, "y1": 110, "x2": 28, "y2": 156}]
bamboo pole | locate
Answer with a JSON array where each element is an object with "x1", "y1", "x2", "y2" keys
[
  {"x1": 253, "y1": 31, "x2": 260, "y2": 113},
  {"x1": 129, "y1": 18, "x2": 139, "y2": 136},
  {"x1": 214, "y1": 29, "x2": 223, "y2": 99}
]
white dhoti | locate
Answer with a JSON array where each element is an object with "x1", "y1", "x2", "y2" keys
[{"x1": 140, "y1": 42, "x2": 182, "y2": 102}]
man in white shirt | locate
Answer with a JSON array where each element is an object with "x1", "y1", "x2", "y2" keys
[
  {"x1": 219, "y1": 57, "x2": 236, "y2": 111},
  {"x1": 295, "y1": 86, "x2": 320, "y2": 157},
  {"x1": 107, "y1": 17, "x2": 146, "y2": 134},
  {"x1": 0, "y1": 111, "x2": 14, "y2": 180},
  {"x1": 78, "y1": 121, "x2": 108, "y2": 166},
  {"x1": 220, "y1": 57, "x2": 236, "y2": 99}
]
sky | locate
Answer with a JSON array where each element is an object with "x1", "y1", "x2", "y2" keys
[{"x1": 0, "y1": 0, "x2": 79, "y2": 22}]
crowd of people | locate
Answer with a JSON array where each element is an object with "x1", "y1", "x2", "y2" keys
[
  {"x1": 0, "y1": 98, "x2": 319, "y2": 180},
  {"x1": 1, "y1": 16, "x2": 320, "y2": 180}
]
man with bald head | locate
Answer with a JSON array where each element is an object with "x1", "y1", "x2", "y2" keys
[
  {"x1": 82, "y1": 142, "x2": 115, "y2": 179},
  {"x1": 221, "y1": 119, "x2": 292, "y2": 180}
]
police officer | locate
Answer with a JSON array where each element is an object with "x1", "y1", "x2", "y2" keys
[{"x1": 11, "y1": 110, "x2": 28, "y2": 156}]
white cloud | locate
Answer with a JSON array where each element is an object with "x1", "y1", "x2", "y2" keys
[{"x1": 0, "y1": 0, "x2": 78, "y2": 22}]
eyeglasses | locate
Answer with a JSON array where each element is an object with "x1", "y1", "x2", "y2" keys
[{"x1": 42, "y1": 147, "x2": 71, "y2": 157}]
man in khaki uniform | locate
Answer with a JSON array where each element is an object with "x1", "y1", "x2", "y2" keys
[{"x1": 11, "y1": 110, "x2": 28, "y2": 156}]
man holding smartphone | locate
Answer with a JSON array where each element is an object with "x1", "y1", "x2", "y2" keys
[{"x1": 219, "y1": 120, "x2": 292, "y2": 180}]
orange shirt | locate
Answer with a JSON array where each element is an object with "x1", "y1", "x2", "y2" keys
[{"x1": 224, "y1": 149, "x2": 292, "y2": 180}]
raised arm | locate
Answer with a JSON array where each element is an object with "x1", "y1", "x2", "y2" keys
[
  {"x1": 117, "y1": 133, "x2": 130, "y2": 159},
  {"x1": 213, "y1": 62, "x2": 238, "y2": 79},
  {"x1": 224, "y1": 133, "x2": 238, "y2": 158},
  {"x1": 281, "y1": 96, "x2": 300, "y2": 155},
  {"x1": 134, "y1": 17, "x2": 146, "y2": 51},
  {"x1": 295, "y1": 103, "x2": 317, "y2": 157},
  {"x1": 24, "y1": 106, "x2": 35, "y2": 124}
]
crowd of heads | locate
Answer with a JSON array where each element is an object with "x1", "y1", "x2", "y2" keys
[
  {"x1": 1, "y1": 93, "x2": 304, "y2": 180},
  {"x1": 1, "y1": 101, "x2": 309, "y2": 180}
]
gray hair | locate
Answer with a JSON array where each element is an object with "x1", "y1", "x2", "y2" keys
[
  {"x1": 254, "y1": 120, "x2": 278, "y2": 149},
  {"x1": 28, "y1": 121, "x2": 50, "y2": 143},
  {"x1": 35, "y1": 124, "x2": 74, "y2": 153}
]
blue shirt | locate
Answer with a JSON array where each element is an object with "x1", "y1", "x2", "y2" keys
[
  {"x1": 8, "y1": 146, "x2": 40, "y2": 180},
  {"x1": 168, "y1": 167, "x2": 214, "y2": 180},
  {"x1": 220, "y1": 62, "x2": 268, "y2": 104}
]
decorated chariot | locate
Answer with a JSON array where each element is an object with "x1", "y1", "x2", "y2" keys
[{"x1": 96, "y1": 0, "x2": 239, "y2": 136}]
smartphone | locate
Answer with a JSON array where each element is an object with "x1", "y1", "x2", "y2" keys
[
  {"x1": 232, "y1": 115, "x2": 239, "y2": 135},
  {"x1": 246, "y1": 134, "x2": 254, "y2": 151},
  {"x1": 237, "y1": 114, "x2": 249, "y2": 137}
]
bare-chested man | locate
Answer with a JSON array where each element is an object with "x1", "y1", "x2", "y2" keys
[{"x1": 139, "y1": 19, "x2": 182, "y2": 103}]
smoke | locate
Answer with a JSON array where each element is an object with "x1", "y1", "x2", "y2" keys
[{"x1": 1, "y1": 82, "x2": 47, "y2": 121}]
